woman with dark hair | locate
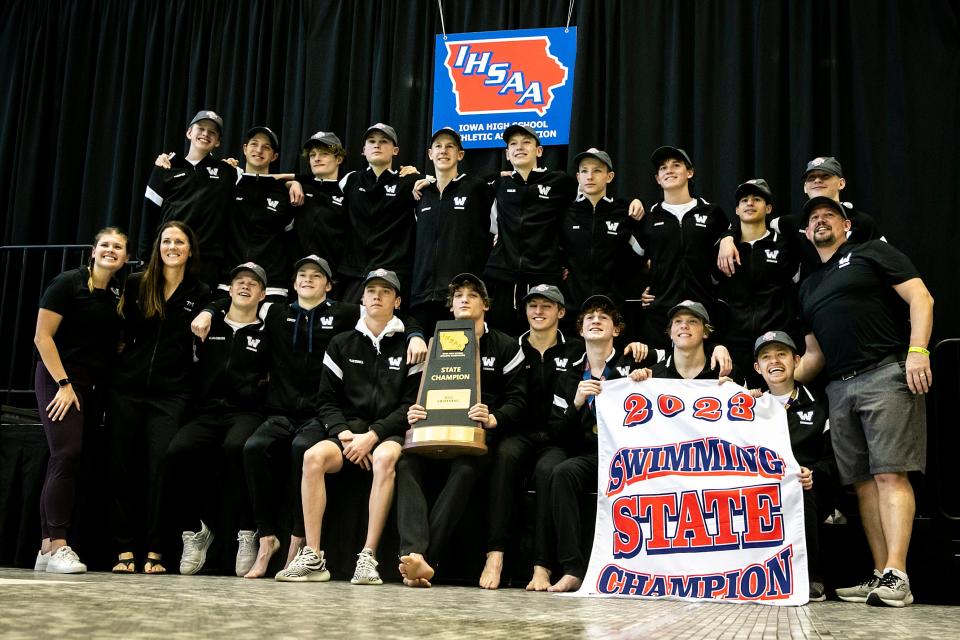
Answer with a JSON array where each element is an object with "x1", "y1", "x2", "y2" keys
[
  {"x1": 107, "y1": 220, "x2": 209, "y2": 574},
  {"x1": 33, "y1": 227, "x2": 128, "y2": 574}
]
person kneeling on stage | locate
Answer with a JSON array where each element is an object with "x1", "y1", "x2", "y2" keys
[
  {"x1": 545, "y1": 296, "x2": 652, "y2": 592},
  {"x1": 753, "y1": 330, "x2": 837, "y2": 602},
  {"x1": 397, "y1": 272, "x2": 526, "y2": 588},
  {"x1": 165, "y1": 262, "x2": 270, "y2": 576},
  {"x1": 275, "y1": 269, "x2": 423, "y2": 584}
]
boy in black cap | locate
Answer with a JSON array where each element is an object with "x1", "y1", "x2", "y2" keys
[
  {"x1": 753, "y1": 330, "x2": 836, "y2": 602},
  {"x1": 337, "y1": 124, "x2": 420, "y2": 304},
  {"x1": 288, "y1": 132, "x2": 350, "y2": 275},
  {"x1": 718, "y1": 156, "x2": 886, "y2": 278},
  {"x1": 634, "y1": 146, "x2": 730, "y2": 350},
  {"x1": 397, "y1": 272, "x2": 526, "y2": 589},
  {"x1": 545, "y1": 295, "x2": 651, "y2": 592},
  {"x1": 221, "y1": 126, "x2": 297, "y2": 301},
  {"x1": 276, "y1": 269, "x2": 423, "y2": 585},
  {"x1": 164, "y1": 262, "x2": 271, "y2": 576},
  {"x1": 482, "y1": 124, "x2": 578, "y2": 333},
  {"x1": 561, "y1": 148, "x2": 646, "y2": 314},
  {"x1": 141, "y1": 110, "x2": 235, "y2": 287},
  {"x1": 713, "y1": 179, "x2": 801, "y2": 387},
  {"x1": 410, "y1": 127, "x2": 495, "y2": 335}
]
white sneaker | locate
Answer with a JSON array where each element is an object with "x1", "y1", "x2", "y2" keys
[
  {"x1": 34, "y1": 550, "x2": 51, "y2": 571},
  {"x1": 236, "y1": 530, "x2": 257, "y2": 577},
  {"x1": 275, "y1": 546, "x2": 330, "y2": 582},
  {"x1": 46, "y1": 546, "x2": 86, "y2": 574},
  {"x1": 350, "y1": 548, "x2": 383, "y2": 585},
  {"x1": 180, "y1": 520, "x2": 214, "y2": 575}
]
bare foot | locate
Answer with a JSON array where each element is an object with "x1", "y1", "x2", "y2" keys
[
  {"x1": 479, "y1": 551, "x2": 503, "y2": 590},
  {"x1": 244, "y1": 536, "x2": 281, "y2": 578},
  {"x1": 399, "y1": 553, "x2": 434, "y2": 588},
  {"x1": 547, "y1": 574, "x2": 582, "y2": 592},
  {"x1": 526, "y1": 565, "x2": 552, "y2": 591},
  {"x1": 285, "y1": 535, "x2": 305, "y2": 568}
]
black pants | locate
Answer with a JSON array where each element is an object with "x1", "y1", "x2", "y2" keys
[
  {"x1": 108, "y1": 390, "x2": 189, "y2": 553},
  {"x1": 550, "y1": 452, "x2": 598, "y2": 579},
  {"x1": 486, "y1": 434, "x2": 567, "y2": 567},
  {"x1": 34, "y1": 362, "x2": 102, "y2": 541},
  {"x1": 396, "y1": 453, "x2": 489, "y2": 566},
  {"x1": 163, "y1": 411, "x2": 262, "y2": 533},
  {"x1": 243, "y1": 415, "x2": 326, "y2": 538},
  {"x1": 803, "y1": 480, "x2": 834, "y2": 584}
]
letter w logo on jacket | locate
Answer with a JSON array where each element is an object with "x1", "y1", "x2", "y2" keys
[
  {"x1": 482, "y1": 356, "x2": 496, "y2": 368},
  {"x1": 537, "y1": 185, "x2": 552, "y2": 197},
  {"x1": 605, "y1": 221, "x2": 620, "y2": 233},
  {"x1": 388, "y1": 356, "x2": 402, "y2": 369},
  {"x1": 246, "y1": 336, "x2": 261, "y2": 350},
  {"x1": 554, "y1": 357, "x2": 568, "y2": 369},
  {"x1": 764, "y1": 249, "x2": 779, "y2": 261},
  {"x1": 384, "y1": 184, "x2": 398, "y2": 196},
  {"x1": 207, "y1": 167, "x2": 220, "y2": 178},
  {"x1": 616, "y1": 365, "x2": 630, "y2": 376},
  {"x1": 693, "y1": 214, "x2": 707, "y2": 225},
  {"x1": 453, "y1": 196, "x2": 467, "y2": 208},
  {"x1": 797, "y1": 411, "x2": 814, "y2": 423},
  {"x1": 319, "y1": 316, "x2": 334, "y2": 327},
  {"x1": 267, "y1": 198, "x2": 279, "y2": 210}
]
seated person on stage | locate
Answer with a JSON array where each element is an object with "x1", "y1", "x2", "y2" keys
[
  {"x1": 397, "y1": 273, "x2": 526, "y2": 588},
  {"x1": 636, "y1": 300, "x2": 738, "y2": 384},
  {"x1": 275, "y1": 269, "x2": 423, "y2": 584},
  {"x1": 545, "y1": 295, "x2": 652, "y2": 592},
  {"x1": 166, "y1": 262, "x2": 270, "y2": 576},
  {"x1": 753, "y1": 330, "x2": 837, "y2": 602}
]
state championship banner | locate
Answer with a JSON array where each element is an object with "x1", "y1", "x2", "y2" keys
[
  {"x1": 579, "y1": 378, "x2": 808, "y2": 606},
  {"x1": 432, "y1": 27, "x2": 577, "y2": 148}
]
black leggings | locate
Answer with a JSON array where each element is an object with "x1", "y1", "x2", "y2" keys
[{"x1": 35, "y1": 362, "x2": 103, "y2": 541}]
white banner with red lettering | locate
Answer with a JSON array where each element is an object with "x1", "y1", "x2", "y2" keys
[{"x1": 577, "y1": 378, "x2": 808, "y2": 605}]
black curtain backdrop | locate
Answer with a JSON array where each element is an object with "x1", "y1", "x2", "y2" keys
[{"x1": 0, "y1": 0, "x2": 957, "y2": 337}]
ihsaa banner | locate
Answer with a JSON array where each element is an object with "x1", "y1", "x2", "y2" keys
[
  {"x1": 578, "y1": 378, "x2": 808, "y2": 606},
  {"x1": 432, "y1": 27, "x2": 576, "y2": 148}
]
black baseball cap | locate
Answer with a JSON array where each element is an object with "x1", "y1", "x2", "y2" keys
[
  {"x1": 573, "y1": 148, "x2": 614, "y2": 171},
  {"x1": 229, "y1": 262, "x2": 267, "y2": 288},
  {"x1": 650, "y1": 146, "x2": 694, "y2": 169},
  {"x1": 522, "y1": 284, "x2": 565, "y2": 307},
  {"x1": 363, "y1": 123, "x2": 399, "y2": 145},
  {"x1": 667, "y1": 300, "x2": 710, "y2": 324},
  {"x1": 245, "y1": 126, "x2": 279, "y2": 153},
  {"x1": 801, "y1": 196, "x2": 848, "y2": 225},
  {"x1": 189, "y1": 110, "x2": 223, "y2": 135},
  {"x1": 802, "y1": 156, "x2": 844, "y2": 179},
  {"x1": 753, "y1": 330, "x2": 798, "y2": 359},
  {"x1": 302, "y1": 131, "x2": 343, "y2": 152},
  {"x1": 362, "y1": 268, "x2": 402, "y2": 293},
  {"x1": 503, "y1": 124, "x2": 540, "y2": 145},
  {"x1": 735, "y1": 178, "x2": 773, "y2": 203},
  {"x1": 293, "y1": 255, "x2": 333, "y2": 279},
  {"x1": 431, "y1": 127, "x2": 463, "y2": 149},
  {"x1": 581, "y1": 294, "x2": 618, "y2": 313},
  {"x1": 449, "y1": 272, "x2": 489, "y2": 298}
]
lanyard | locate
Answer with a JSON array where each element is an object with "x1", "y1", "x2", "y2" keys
[{"x1": 582, "y1": 360, "x2": 610, "y2": 414}]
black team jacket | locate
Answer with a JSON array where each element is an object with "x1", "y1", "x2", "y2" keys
[
  {"x1": 223, "y1": 173, "x2": 294, "y2": 289},
  {"x1": 476, "y1": 323, "x2": 528, "y2": 441},
  {"x1": 292, "y1": 176, "x2": 349, "y2": 273},
  {"x1": 193, "y1": 309, "x2": 270, "y2": 413}
]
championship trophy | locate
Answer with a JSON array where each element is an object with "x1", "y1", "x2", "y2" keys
[{"x1": 403, "y1": 319, "x2": 486, "y2": 457}]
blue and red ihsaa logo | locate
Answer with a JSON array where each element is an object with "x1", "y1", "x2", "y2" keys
[
  {"x1": 432, "y1": 27, "x2": 577, "y2": 148},
  {"x1": 444, "y1": 36, "x2": 568, "y2": 116}
]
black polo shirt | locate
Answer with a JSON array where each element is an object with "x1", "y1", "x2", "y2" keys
[{"x1": 799, "y1": 240, "x2": 918, "y2": 378}]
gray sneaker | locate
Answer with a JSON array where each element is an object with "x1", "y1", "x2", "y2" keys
[
  {"x1": 275, "y1": 546, "x2": 330, "y2": 582},
  {"x1": 180, "y1": 520, "x2": 214, "y2": 575},
  {"x1": 836, "y1": 570, "x2": 882, "y2": 603},
  {"x1": 235, "y1": 530, "x2": 257, "y2": 577},
  {"x1": 867, "y1": 571, "x2": 914, "y2": 608},
  {"x1": 350, "y1": 549, "x2": 383, "y2": 585},
  {"x1": 809, "y1": 581, "x2": 826, "y2": 602}
]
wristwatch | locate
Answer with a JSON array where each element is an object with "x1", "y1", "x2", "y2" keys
[{"x1": 57, "y1": 378, "x2": 71, "y2": 388}]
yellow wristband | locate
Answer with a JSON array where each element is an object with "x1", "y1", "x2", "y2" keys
[{"x1": 908, "y1": 346, "x2": 930, "y2": 356}]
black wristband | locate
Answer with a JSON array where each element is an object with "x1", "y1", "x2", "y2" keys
[{"x1": 57, "y1": 378, "x2": 71, "y2": 388}]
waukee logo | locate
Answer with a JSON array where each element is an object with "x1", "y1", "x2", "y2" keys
[{"x1": 443, "y1": 36, "x2": 568, "y2": 117}]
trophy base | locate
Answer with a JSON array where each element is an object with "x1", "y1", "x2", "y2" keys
[{"x1": 403, "y1": 425, "x2": 488, "y2": 458}]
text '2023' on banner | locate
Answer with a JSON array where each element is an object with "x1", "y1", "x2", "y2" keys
[{"x1": 432, "y1": 27, "x2": 577, "y2": 149}]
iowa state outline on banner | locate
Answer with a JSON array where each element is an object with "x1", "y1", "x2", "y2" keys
[{"x1": 577, "y1": 378, "x2": 809, "y2": 606}]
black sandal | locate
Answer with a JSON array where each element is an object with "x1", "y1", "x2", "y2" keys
[
  {"x1": 112, "y1": 556, "x2": 136, "y2": 574},
  {"x1": 143, "y1": 554, "x2": 167, "y2": 575}
]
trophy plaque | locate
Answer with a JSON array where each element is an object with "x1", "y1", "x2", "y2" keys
[{"x1": 404, "y1": 319, "x2": 486, "y2": 457}]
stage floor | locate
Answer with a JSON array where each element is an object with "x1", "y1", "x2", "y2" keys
[{"x1": 0, "y1": 568, "x2": 956, "y2": 639}]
